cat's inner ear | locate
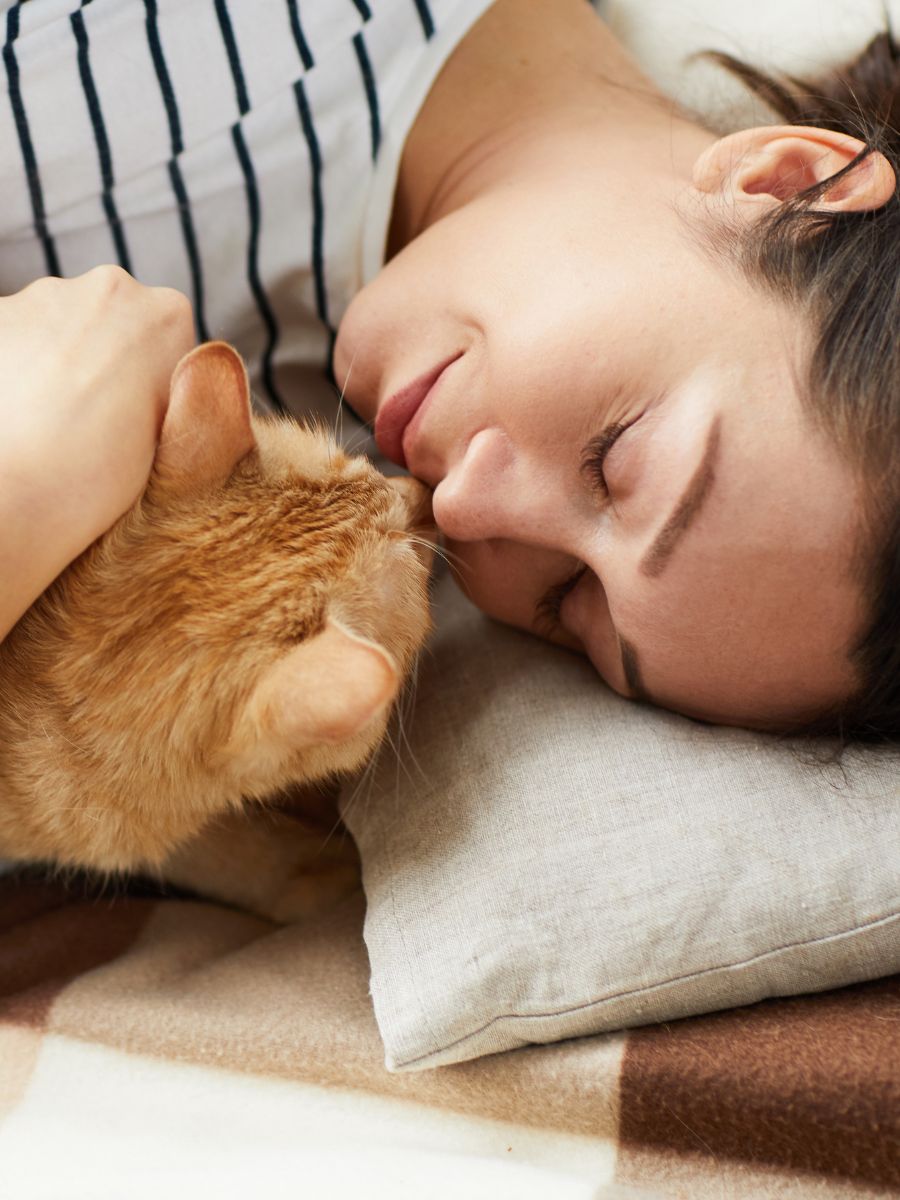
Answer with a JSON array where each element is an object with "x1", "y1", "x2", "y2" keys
[
  {"x1": 153, "y1": 341, "x2": 255, "y2": 495},
  {"x1": 244, "y1": 620, "x2": 400, "y2": 752}
]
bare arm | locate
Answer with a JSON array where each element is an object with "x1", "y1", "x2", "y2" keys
[{"x1": 0, "y1": 267, "x2": 194, "y2": 639}]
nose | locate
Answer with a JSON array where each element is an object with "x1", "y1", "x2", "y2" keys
[{"x1": 432, "y1": 428, "x2": 573, "y2": 552}]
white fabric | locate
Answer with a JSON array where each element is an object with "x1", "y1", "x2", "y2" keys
[
  {"x1": 603, "y1": 0, "x2": 900, "y2": 132},
  {"x1": 0, "y1": 1034, "x2": 620, "y2": 1200},
  {"x1": 0, "y1": 0, "x2": 493, "y2": 409}
]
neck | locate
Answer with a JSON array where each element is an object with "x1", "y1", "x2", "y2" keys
[{"x1": 388, "y1": 0, "x2": 713, "y2": 256}]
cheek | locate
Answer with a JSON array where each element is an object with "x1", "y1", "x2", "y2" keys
[
  {"x1": 445, "y1": 537, "x2": 578, "y2": 636},
  {"x1": 560, "y1": 570, "x2": 626, "y2": 688}
]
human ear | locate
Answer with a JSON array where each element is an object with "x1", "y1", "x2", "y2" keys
[
  {"x1": 153, "y1": 341, "x2": 255, "y2": 495},
  {"x1": 692, "y1": 125, "x2": 896, "y2": 213}
]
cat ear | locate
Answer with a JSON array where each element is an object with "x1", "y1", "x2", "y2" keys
[
  {"x1": 153, "y1": 341, "x2": 255, "y2": 495},
  {"x1": 244, "y1": 620, "x2": 400, "y2": 753}
]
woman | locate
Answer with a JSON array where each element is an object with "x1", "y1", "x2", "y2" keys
[{"x1": 1, "y1": 0, "x2": 897, "y2": 735}]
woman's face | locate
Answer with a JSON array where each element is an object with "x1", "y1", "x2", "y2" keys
[{"x1": 334, "y1": 174, "x2": 865, "y2": 728}]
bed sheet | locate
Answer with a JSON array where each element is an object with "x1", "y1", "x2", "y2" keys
[{"x1": 1, "y1": 877, "x2": 897, "y2": 1199}]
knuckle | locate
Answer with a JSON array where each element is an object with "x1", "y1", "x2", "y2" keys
[
  {"x1": 22, "y1": 273, "x2": 63, "y2": 300},
  {"x1": 152, "y1": 285, "x2": 195, "y2": 339},
  {"x1": 155, "y1": 285, "x2": 192, "y2": 320},
  {"x1": 85, "y1": 263, "x2": 133, "y2": 297}
]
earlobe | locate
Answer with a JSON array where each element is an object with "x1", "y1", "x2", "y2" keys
[{"x1": 693, "y1": 125, "x2": 896, "y2": 214}]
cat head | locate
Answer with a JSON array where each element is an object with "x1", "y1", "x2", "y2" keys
[{"x1": 6, "y1": 342, "x2": 432, "y2": 871}]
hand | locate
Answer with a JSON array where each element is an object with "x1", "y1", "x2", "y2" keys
[{"x1": 0, "y1": 266, "x2": 194, "y2": 639}]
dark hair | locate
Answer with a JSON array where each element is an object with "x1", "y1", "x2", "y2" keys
[{"x1": 707, "y1": 31, "x2": 900, "y2": 742}]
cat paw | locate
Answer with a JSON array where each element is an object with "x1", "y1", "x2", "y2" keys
[
  {"x1": 160, "y1": 806, "x2": 361, "y2": 924},
  {"x1": 266, "y1": 850, "x2": 361, "y2": 924}
]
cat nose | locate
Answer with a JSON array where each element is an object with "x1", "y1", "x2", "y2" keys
[{"x1": 386, "y1": 475, "x2": 434, "y2": 532}]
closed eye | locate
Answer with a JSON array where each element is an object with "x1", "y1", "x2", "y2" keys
[{"x1": 581, "y1": 417, "x2": 642, "y2": 498}]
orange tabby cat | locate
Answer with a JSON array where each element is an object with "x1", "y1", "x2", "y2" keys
[{"x1": 0, "y1": 342, "x2": 432, "y2": 921}]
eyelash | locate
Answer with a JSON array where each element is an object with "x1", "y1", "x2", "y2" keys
[
  {"x1": 540, "y1": 407, "x2": 649, "y2": 630},
  {"x1": 535, "y1": 563, "x2": 587, "y2": 631},
  {"x1": 581, "y1": 419, "x2": 635, "y2": 498}
]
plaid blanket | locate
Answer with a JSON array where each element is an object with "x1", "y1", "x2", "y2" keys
[{"x1": 1, "y1": 874, "x2": 897, "y2": 1199}]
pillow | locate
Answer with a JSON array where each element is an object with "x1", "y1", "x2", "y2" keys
[
  {"x1": 342, "y1": 575, "x2": 900, "y2": 1071},
  {"x1": 602, "y1": 0, "x2": 898, "y2": 133}
]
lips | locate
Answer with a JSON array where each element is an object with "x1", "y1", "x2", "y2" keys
[{"x1": 375, "y1": 353, "x2": 462, "y2": 468}]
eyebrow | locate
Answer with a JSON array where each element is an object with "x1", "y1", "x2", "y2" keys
[
  {"x1": 640, "y1": 416, "x2": 722, "y2": 579},
  {"x1": 618, "y1": 416, "x2": 722, "y2": 698}
]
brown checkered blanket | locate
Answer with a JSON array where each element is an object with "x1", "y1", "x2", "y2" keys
[{"x1": 0, "y1": 873, "x2": 897, "y2": 1198}]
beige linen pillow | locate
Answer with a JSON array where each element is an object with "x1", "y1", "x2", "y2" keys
[{"x1": 341, "y1": 576, "x2": 900, "y2": 1071}]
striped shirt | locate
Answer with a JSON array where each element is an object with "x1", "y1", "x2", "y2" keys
[{"x1": 0, "y1": 0, "x2": 494, "y2": 412}]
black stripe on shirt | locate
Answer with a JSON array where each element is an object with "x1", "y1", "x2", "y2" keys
[
  {"x1": 214, "y1": 0, "x2": 250, "y2": 116},
  {"x1": 215, "y1": 1, "x2": 285, "y2": 409},
  {"x1": 144, "y1": 0, "x2": 183, "y2": 153},
  {"x1": 71, "y1": 7, "x2": 132, "y2": 272},
  {"x1": 352, "y1": 32, "x2": 380, "y2": 161},
  {"x1": 166, "y1": 160, "x2": 209, "y2": 344},
  {"x1": 412, "y1": 0, "x2": 435, "y2": 40},
  {"x1": 350, "y1": 0, "x2": 372, "y2": 20},
  {"x1": 3, "y1": 5, "x2": 61, "y2": 276},
  {"x1": 294, "y1": 79, "x2": 332, "y2": 341},
  {"x1": 144, "y1": 0, "x2": 209, "y2": 342},
  {"x1": 286, "y1": 0, "x2": 314, "y2": 70},
  {"x1": 231, "y1": 122, "x2": 285, "y2": 413}
]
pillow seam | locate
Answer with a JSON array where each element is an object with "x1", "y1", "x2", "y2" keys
[{"x1": 392, "y1": 904, "x2": 900, "y2": 1069}]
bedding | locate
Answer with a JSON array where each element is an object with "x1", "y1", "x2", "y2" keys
[
  {"x1": 3, "y1": 2, "x2": 899, "y2": 1196},
  {"x1": 0, "y1": 875, "x2": 897, "y2": 1199},
  {"x1": 603, "y1": 0, "x2": 900, "y2": 133}
]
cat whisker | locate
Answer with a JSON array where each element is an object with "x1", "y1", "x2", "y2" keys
[
  {"x1": 339, "y1": 422, "x2": 377, "y2": 459},
  {"x1": 395, "y1": 653, "x2": 422, "y2": 746},
  {"x1": 360, "y1": 748, "x2": 383, "y2": 829},
  {"x1": 331, "y1": 348, "x2": 359, "y2": 453},
  {"x1": 339, "y1": 739, "x2": 383, "y2": 819},
  {"x1": 304, "y1": 412, "x2": 338, "y2": 455},
  {"x1": 395, "y1": 703, "x2": 428, "y2": 784},
  {"x1": 37, "y1": 718, "x2": 82, "y2": 754},
  {"x1": 334, "y1": 736, "x2": 385, "y2": 833},
  {"x1": 43, "y1": 806, "x2": 105, "y2": 819},
  {"x1": 405, "y1": 533, "x2": 468, "y2": 574},
  {"x1": 383, "y1": 713, "x2": 423, "y2": 793}
]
